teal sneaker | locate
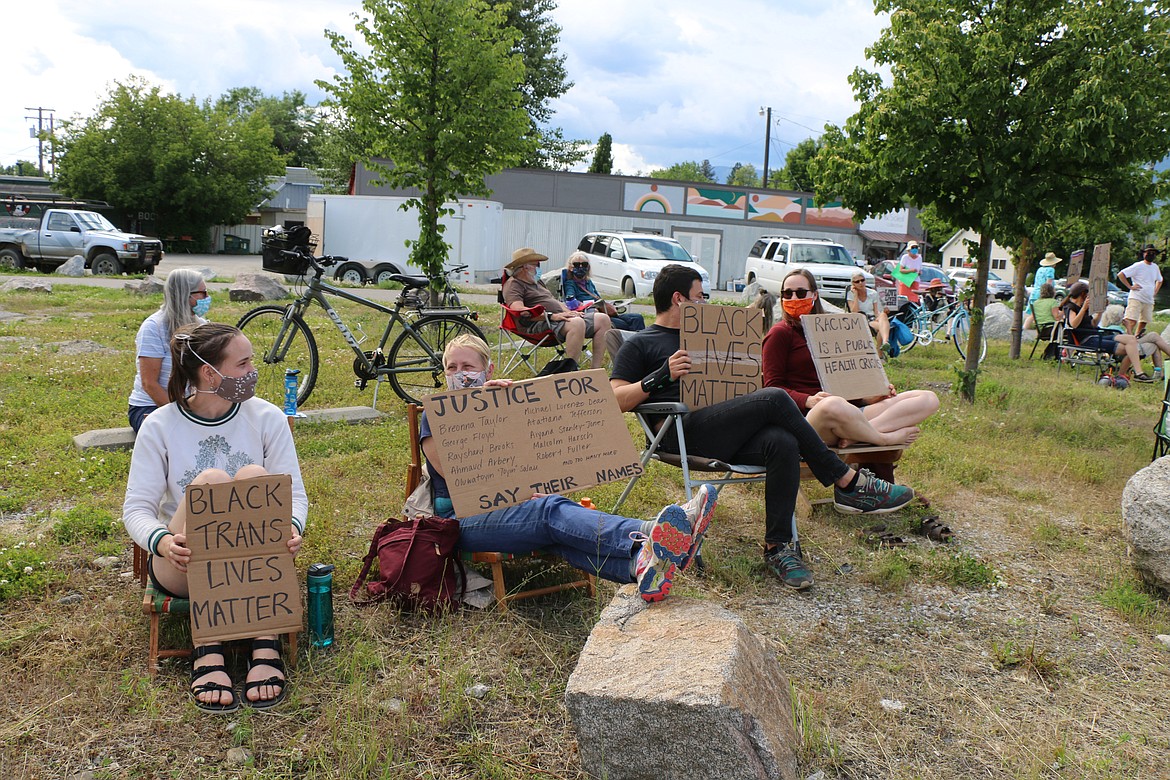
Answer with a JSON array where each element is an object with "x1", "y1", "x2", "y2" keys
[
  {"x1": 764, "y1": 544, "x2": 813, "y2": 590},
  {"x1": 833, "y1": 468, "x2": 915, "y2": 514}
]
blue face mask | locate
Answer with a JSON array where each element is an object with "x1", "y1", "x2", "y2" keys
[
  {"x1": 192, "y1": 296, "x2": 211, "y2": 317},
  {"x1": 571, "y1": 267, "x2": 588, "y2": 279}
]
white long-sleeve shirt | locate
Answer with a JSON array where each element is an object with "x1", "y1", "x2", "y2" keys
[{"x1": 122, "y1": 398, "x2": 308, "y2": 554}]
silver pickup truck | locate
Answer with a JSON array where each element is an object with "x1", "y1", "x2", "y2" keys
[{"x1": 0, "y1": 208, "x2": 164, "y2": 274}]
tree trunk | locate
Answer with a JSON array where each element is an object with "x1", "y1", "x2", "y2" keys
[
  {"x1": 958, "y1": 231, "x2": 994, "y2": 402},
  {"x1": 1008, "y1": 237, "x2": 1033, "y2": 359}
]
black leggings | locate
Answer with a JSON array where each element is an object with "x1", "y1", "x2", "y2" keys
[{"x1": 672, "y1": 388, "x2": 850, "y2": 546}]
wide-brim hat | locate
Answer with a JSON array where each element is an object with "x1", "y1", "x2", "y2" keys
[
  {"x1": 1142, "y1": 244, "x2": 1161, "y2": 256},
  {"x1": 1040, "y1": 252, "x2": 1062, "y2": 267},
  {"x1": 505, "y1": 247, "x2": 547, "y2": 271},
  {"x1": 926, "y1": 278, "x2": 946, "y2": 289}
]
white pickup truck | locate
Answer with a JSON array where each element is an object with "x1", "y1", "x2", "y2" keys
[
  {"x1": 0, "y1": 208, "x2": 164, "y2": 274},
  {"x1": 743, "y1": 235, "x2": 870, "y2": 301}
]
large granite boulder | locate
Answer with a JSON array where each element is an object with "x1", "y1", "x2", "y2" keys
[
  {"x1": 981, "y1": 302, "x2": 1013, "y2": 340},
  {"x1": 125, "y1": 276, "x2": 164, "y2": 295},
  {"x1": 229, "y1": 273, "x2": 289, "y2": 302},
  {"x1": 1121, "y1": 456, "x2": 1170, "y2": 592},
  {"x1": 0, "y1": 278, "x2": 52, "y2": 293},
  {"x1": 54, "y1": 255, "x2": 86, "y2": 277},
  {"x1": 566, "y1": 588, "x2": 800, "y2": 780}
]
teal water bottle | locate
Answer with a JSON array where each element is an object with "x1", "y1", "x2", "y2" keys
[
  {"x1": 283, "y1": 369, "x2": 300, "y2": 417},
  {"x1": 307, "y1": 563, "x2": 335, "y2": 648}
]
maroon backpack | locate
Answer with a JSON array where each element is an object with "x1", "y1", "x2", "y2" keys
[{"x1": 350, "y1": 516, "x2": 463, "y2": 612}]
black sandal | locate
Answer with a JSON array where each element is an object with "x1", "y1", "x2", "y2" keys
[
  {"x1": 244, "y1": 638, "x2": 288, "y2": 710},
  {"x1": 918, "y1": 515, "x2": 954, "y2": 542},
  {"x1": 190, "y1": 643, "x2": 239, "y2": 714}
]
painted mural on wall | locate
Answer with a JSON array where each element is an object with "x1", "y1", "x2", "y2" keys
[
  {"x1": 746, "y1": 192, "x2": 803, "y2": 223},
  {"x1": 686, "y1": 187, "x2": 746, "y2": 219},
  {"x1": 802, "y1": 198, "x2": 856, "y2": 229},
  {"x1": 623, "y1": 183, "x2": 685, "y2": 214}
]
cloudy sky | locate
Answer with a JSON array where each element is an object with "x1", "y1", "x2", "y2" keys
[{"x1": 3, "y1": 0, "x2": 888, "y2": 177}]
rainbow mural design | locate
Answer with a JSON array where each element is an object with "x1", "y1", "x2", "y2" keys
[
  {"x1": 686, "y1": 187, "x2": 746, "y2": 219},
  {"x1": 747, "y1": 192, "x2": 803, "y2": 223},
  {"x1": 623, "y1": 183, "x2": 684, "y2": 214}
]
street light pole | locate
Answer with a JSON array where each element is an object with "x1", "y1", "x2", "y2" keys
[{"x1": 759, "y1": 106, "x2": 772, "y2": 188}]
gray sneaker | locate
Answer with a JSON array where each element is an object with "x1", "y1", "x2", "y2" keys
[
  {"x1": 764, "y1": 544, "x2": 813, "y2": 590},
  {"x1": 833, "y1": 468, "x2": 915, "y2": 514}
]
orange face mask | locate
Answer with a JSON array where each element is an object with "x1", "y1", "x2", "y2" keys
[{"x1": 782, "y1": 297, "x2": 816, "y2": 319}]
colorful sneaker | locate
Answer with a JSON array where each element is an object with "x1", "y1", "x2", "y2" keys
[
  {"x1": 833, "y1": 468, "x2": 915, "y2": 514},
  {"x1": 764, "y1": 544, "x2": 814, "y2": 590},
  {"x1": 879, "y1": 341, "x2": 893, "y2": 358},
  {"x1": 679, "y1": 484, "x2": 718, "y2": 571},
  {"x1": 633, "y1": 504, "x2": 692, "y2": 602}
]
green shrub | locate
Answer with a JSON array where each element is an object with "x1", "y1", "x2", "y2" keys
[
  {"x1": 52, "y1": 506, "x2": 118, "y2": 545},
  {"x1": 0, "y1": 540, "x2": 55, "y2": 601}
]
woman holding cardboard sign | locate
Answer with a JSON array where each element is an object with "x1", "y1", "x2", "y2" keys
[
  {"x1": 762, "y1": 270, "x2": 939, "y2": 457},
  {"x1": 123, "y1": 323, "x2": 307, "y2": 713},
  {"x1": 419, "y1": 335, "x2": 716, "y2": 603}
]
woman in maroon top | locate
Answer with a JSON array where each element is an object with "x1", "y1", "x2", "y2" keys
[{"x1": 762, "y1": 269, "x2": 939, "y2": 448}]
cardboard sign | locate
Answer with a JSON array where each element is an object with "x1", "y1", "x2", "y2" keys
[
  {"x1": 185, "y1": 475, "x2": 302, "y2": 644},
  {"x1": 1067, "y1": 249, "x2": 1085, "y2": 287},
  {"x1": 801, "y1": 313, "x2": 890, "y2": 401},
  {"x1": 1088, "y1": 243, "x2": 1111, "y2": 315},
  {"x1": 679, "y1": 302, "x2": 765, "y2": 410},
  {"x1": 421, "y1": 370, "x2": 640, "y2": 518}
]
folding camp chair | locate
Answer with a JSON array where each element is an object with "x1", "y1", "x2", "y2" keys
[
  {"x1": 493, "y1": 270, "x2": 568, "y2": 375},
  {"x1": 1153, "y1": 378, "x2": 1170, "y2": 461},
  {"x1": 405, "y1": 404, "x2": 596, "y2": 611},
  {"x1": 1054, "y1": 322, "x2": 1119, "y2": 380},
  {"x1": 1028, "y1": 321, "x2": 1059, "y2": 360}
]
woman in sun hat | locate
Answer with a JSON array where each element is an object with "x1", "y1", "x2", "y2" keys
[{"x1": 1028, "y1": 251, "x2": 1061, "y2": 312}]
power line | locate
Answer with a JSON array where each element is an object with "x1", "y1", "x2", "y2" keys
[{"x1": 23, "y1": 107, "x2": 56, "y2": 176}]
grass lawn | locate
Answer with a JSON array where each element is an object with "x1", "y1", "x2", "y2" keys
[{"x1": 0, "y1": 283, "x2": 1168, "y2": 779}]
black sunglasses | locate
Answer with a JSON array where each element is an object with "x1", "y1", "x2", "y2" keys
[
  {"x1": 571, "y1": 262, "x2": 590, "y2": 268},
  {"x1": 781, "y1": 289, "x2": 813, "y2": 299}
]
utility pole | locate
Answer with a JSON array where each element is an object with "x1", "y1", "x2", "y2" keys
[
  {"x1": 24, "y1": 107, "x2": 56, "y2": 176},
  {"x1": 759, "y1": 106, "x2": 772, "y2": 188}
]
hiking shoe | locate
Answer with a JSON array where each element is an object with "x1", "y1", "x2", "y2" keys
[
  {"x1": 1132, "y1": 371, "x2": 1155, "y2": 383},
  {"x1": 764, "y1": 544, "x2": 813, "y2": 590},
  {"x1": 633, "y1": 504, "x2": 692, "y2": 602},
  {"x1": 679, "y1": 484, "x2": 718, "y2": 571},
  {"x1": 834, "y1": 468, "x2": 915, "y2": 514},
  {"x1": 879, "y1": 342, "x2": 892, "y2": 358}
]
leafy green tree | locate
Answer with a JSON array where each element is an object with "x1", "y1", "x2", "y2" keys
[
  {"x1": 216, "y1": 87, "x2": 320, "y2": 167},
  {"x1": 320, "y1": 0, "x2": 532, "y2": 295},
  {"x1": 54, "y1": 77, "x2": 284, "y2": 244},
  {"x1": 650, "y1": 161, "x2": 715, "y2": 183},
  {"x1": 488, "y1": 0, "x2": 584, "y2": 170},
  {"x1": 814, "y1": 0, "x2": 1170, "y2": 399},
  {"x1": 726, "y1": 162, "x2": 760, "y2": 188},
  {"x1": 588, "y1": 132, "x2": 614, "y2": 174},
  {"x1": 773, "y1": 138, "x2": 820, "y2": 192},
  {"x1": 1, "y1": 161, "x2": 40, "y2": 177}
]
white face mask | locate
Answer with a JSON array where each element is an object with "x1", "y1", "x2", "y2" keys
[{"x1": 447, "y1": 370, "x2": 487, "y2": 390}]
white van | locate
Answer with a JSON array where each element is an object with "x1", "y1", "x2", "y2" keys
[{"x1": 574, "y1": 231, "x2": 711, "y2": 298}]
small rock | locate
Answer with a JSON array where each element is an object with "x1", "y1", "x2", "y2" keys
[
  {"x1": 465, "y1": 683, "x2": 491, "y2": 699},
  {"x1": 225, "y1": 721, "x2": 241, "y2": 732},
  {"x1": 1155, "y1": 634, "x2": 1170, "y2": 649},
  {"x1": 879, "y1": 699, "x2": 905, "y2": 711},
  {"x1": 806, "y1": 772, "x2": 826, "y2": 780},
  {"x1": 225, "y1": 747, "x2": 253, "y2": 766},
  {"x1": 379, "y1": 698, "x2": 405, "y2": 714},
  {"x1": 57, "y1": 593, "x2": 83, "y2": 605},
  {"x1": 119, "y1": 571, "x2": 135, "y2": 579},
  {"x1": 93, "y1": 555, "x2": 121, "y2": 569},
  {"x1": 68, "y1": 772, "x2": 95, "y2": 780},
  {"x1": 125, "y1": 276, "x2": 164, "y2": 295}
]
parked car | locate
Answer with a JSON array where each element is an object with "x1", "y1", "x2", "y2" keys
[
  {"x1": 573, "y1": 231, "x2": 711, "y2": 298},
  {"x1": 870, "y1": 260, "x2": 955, "y2": 311},
  {"x1": 743, "y1": 235, "x2": 871, "y2": 301},
  {"x1": 1034, "y1": 278, "x2": 1129, "y2": 307},
  {"x1": 948, "y1": 268, "x2": 1014, "y2": 300}
]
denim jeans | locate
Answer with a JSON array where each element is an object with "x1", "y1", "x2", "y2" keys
[
  {"x1": 457, "y1": 495, "x2": 643, "y2": 583},
  {"x1": 671, "y1": 388, "x2": 849, "y2": 546},
  {"x1": 128, "y1": 404, "x2": 156, "y2": 433}
]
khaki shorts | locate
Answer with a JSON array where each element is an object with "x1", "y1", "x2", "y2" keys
[
  {"x1": 1124, "y1": 299, "x2": 1154, "y2": 325},
  {"x1": 548, "y1": 311, "x2": 599, "y2": 339}
]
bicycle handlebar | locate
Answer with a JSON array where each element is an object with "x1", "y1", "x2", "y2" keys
[{"x1": 280, "y1": 248, "x2": 348, "y2": 270}]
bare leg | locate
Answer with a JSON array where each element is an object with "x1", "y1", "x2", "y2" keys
[
  {"x1": 863, "y1": 390, "x2": 939, "y2": 435},
  {"x1": 590, "y1": 313, "x2": 612, "y2": 369},
  {"x1": 561, "y1": 317, "x2": 585, "y2": 362},
  {"x1": 874, "y1": 314, "x2": 891, "y2": 347},
  {"x1": 807, "y1": 396, "x2": 920, "y2": 448}
]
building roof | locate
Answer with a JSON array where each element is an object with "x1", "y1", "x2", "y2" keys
[{"x1": 860, "y1": 229, "x2": 925, "y2": 246}]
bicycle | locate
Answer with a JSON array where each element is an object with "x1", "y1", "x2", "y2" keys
[
  {"x1": 238, "y1": 245, "x2": 485, "y2": 408},
  {"x1": 896, "y1": 298, "x2": 987, "y2": 362},
  {"x1": 394, "y1": 263, "x2": 465, "y2": 309}
]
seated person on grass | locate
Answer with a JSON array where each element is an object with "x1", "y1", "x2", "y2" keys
[
  {"x1": 503, "y1": 247, "x2": 611, "y2": 371},
  {"x1": 846, "y1": 272, "x2": 892, "y2": 357},
  {"x1": 562, "y1": 251, "x2": 646, "y2": 332},
  {"x1": 419, "y1": 334, "x2": 716, "y2": 603},
  {"x1": 122, "y1": 323, "x2": 306, "y2": 713},
  {"x1": 609, "y1": 264, "x2": 915, "y2": 592},
  {"x1": 761, "y1": 270, "x2": 939, "y2": 471},
  {"x1": 1060, "y1": 281, "x2": 1153, "y2": 382}
]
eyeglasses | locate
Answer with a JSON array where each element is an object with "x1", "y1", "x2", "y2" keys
[
  {"x1": 191, "y1": 290, "x2": 209, "y2": 299},
  {"x1": 781, "y1": 289, "x2": 813, "y2": 299},
  {"x1": 571, "y1": 262, "x2": 590, "y2": 269},
  {"x1": 851, "y1": 279, "x2": 865, "y2": 284}
]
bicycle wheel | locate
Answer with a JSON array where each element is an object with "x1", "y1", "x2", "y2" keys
[
  {"x1": 386, "y1": 315, "x2": 485, "y2": 404},
  {"x1": 951, "y1": 311, "x2": 987, "y2": 363},
  {"x1": 237, "y1": 305, "x2": 319, "y2": 408}
]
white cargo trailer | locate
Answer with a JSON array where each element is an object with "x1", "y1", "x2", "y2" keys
[{"x1": 305, "y1": 194, "x2": 504, "y2": 285}]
